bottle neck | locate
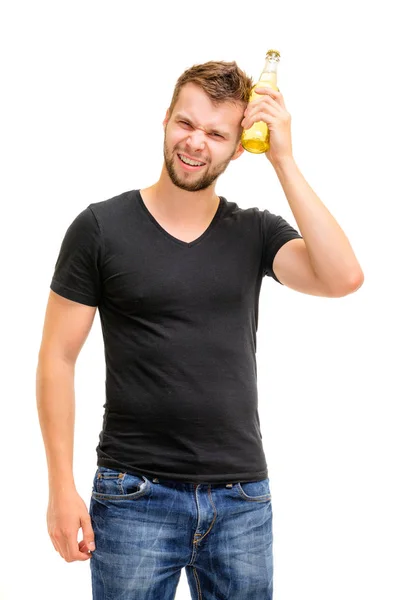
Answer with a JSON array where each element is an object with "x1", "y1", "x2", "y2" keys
[{"x1": 258, "y1": 57, "x2": 279, "y2": 85}]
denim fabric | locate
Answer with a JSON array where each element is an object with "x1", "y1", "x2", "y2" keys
[{"x1": 89, "y1": 466, "x2": 273, "y2": 599}]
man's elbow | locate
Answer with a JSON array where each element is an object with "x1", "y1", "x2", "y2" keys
[{"x1": 335, "y1": 270, "x2": 365, "y2": 297}]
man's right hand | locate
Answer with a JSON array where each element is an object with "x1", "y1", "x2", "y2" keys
[{"x1": 47, "y1": 489, "x2": 96, "y2": 562}]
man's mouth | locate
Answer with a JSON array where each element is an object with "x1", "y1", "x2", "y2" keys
[{"x1": 177, "y1": 153, "x2": 206, "y2": 170}]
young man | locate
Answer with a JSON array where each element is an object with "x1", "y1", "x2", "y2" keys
[{"x1": 36, "y1": 60, "x2": 363, "y2": 599}]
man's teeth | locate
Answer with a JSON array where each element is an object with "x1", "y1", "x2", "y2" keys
[{"x1": 179, "y1": 154, "x2": 205, "y2": 167}]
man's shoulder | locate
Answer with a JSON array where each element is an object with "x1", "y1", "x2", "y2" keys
[
  {"x1": 89, "y1": 190, "x2": 137, "y2": 214},
  {"x1": 88, "y1": 189, "x2": 138, "y2": 219},
  {"x1": 222, "y1": 195, "x2": 263, "y2": 222}
]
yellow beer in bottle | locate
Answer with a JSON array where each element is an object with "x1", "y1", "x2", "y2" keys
[{"x1": 241, "y1": 49, "x2": 281, "y2": 154}]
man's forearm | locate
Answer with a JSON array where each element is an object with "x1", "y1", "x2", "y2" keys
[{"x1": 36, "y1": 357, "x2": 77, "y2": 496}]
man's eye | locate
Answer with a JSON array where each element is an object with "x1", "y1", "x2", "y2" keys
[{"x1": 179, "y1": 121, "x2": 223, "y2": 139}]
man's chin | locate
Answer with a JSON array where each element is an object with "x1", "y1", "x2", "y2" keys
[
  {"x1": 166, "y1": 166, "x2": 208, "y2": 192},
  {"x1": 173, "y1": 179, "x2": 209, "y2": 192}
]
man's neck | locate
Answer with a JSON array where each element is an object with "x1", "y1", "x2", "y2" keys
[{"x1": 141, "y1": 172, "x2": 220, "y2": 225}]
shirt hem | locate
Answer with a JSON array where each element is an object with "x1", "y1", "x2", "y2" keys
[
  {"x1": 96, "y1": 457, "x2": 268, "y2": 484},
  {"x1": 269, "y1": 233, "x2": 303, "y2": 284},
  {"x1": 50, "y1": 280, "x2": 98, "y2": 306}
]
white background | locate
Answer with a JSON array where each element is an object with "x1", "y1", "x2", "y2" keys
[{"x1": 1, "y1": 1, "x2": 399, "y2": 598}]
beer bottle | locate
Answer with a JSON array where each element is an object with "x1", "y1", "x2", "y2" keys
[{"x1": 241, "y1": 49, "x2": 281, "y2": 154}]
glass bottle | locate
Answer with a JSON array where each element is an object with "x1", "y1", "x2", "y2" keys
[{"x1": 241, "y1": 49, "x2": 281, "y2": 154}]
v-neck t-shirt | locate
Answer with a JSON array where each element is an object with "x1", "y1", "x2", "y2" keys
[{"x1": 50, "y1": 189, "x2": 302, "y2": 484}]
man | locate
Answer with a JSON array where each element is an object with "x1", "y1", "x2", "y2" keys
[{"x1": 36, "y1": 60, "x2": 363, "y2": 599}]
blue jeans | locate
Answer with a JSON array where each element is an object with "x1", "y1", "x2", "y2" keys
[{"x1": 89, "y1": 466, "x2": 273, "y2": 599}]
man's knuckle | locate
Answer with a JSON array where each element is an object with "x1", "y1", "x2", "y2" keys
[
  {"x1": 81, "y1": 515, "x2": 91, "y2": 522},
  {"x1": 61, "y1": 528, "x2": 73, "y2": 537}
]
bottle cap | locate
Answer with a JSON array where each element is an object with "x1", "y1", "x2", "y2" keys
[{"x1": 266, "y1": 49, "x2": 280, "y2": 60}]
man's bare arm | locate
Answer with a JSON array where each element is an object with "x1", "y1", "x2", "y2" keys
[
  {"x1": 36, "y1": 290, "x2": 98, "y2": 562},
  {"x1": 36, "y1": 290, "x2": 97, "y2": 495}
]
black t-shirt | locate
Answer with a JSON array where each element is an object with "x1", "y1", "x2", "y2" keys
[{"x1": 50, "y1": 189, "x2": 302, "y2": 484}]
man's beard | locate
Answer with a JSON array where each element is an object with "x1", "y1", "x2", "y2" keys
[{"x1": 163, "y1": 133, "x2": 237, "y2": 192}]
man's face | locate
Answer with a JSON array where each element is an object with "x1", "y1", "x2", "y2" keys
[{"x1": 163, "y1": 83, "x2": 245, "y2": 192}]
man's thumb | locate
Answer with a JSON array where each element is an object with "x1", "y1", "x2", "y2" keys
[{"x1": 82, "y1": 517, "x2": 96, "y2": 550}]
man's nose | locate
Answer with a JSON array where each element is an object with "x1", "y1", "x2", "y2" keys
[{"x1": 186, "y1": 129, "x2": 207, "y2": 151}]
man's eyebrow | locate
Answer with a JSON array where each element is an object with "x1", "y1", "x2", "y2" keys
[{"x1": 174, "y1": 113, "x2": 231, "y2": 138}]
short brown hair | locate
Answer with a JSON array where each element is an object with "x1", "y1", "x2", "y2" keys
[{"x1": 168, "y1": 60, "x2": 253, "y2": 118}]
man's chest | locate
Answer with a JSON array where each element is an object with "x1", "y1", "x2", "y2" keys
[{"x1": 100, "y1": 231, "x2": 262, "y2": 316}]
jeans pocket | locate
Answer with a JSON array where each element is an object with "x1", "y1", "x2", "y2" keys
[
  {"x1": 236, "y1": 478, "x2": 271, "y2": 502},
  {"x1": 92, "y1": 467, "x2": 150, "y2": 501}
]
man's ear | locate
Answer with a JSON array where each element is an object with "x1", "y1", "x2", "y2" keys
[
  {"x1": 163, "y1": 109, "x2": 170, "y2": 129},
  {"x1": 231, "y1": 141, "x2": 245, "y2": 161}
]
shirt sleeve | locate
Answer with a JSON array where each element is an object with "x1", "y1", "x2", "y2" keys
[
  {"x1": 260, "y1": 209, "x2": 303, "y2": 284},
  {"x1": 50, "y1": 206, "x2": 103, "y2": 306}
]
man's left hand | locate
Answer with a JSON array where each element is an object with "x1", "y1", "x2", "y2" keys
[{"x1": 241, "y1": 87, "x2": 293, "y2": 165}]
